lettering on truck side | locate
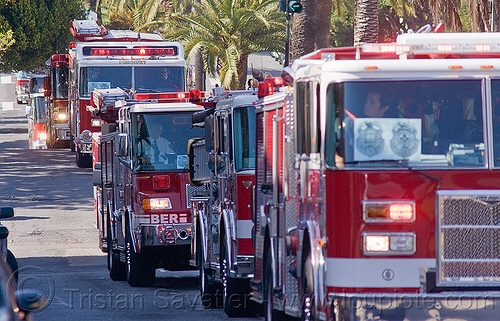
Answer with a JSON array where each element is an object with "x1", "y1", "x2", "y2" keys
[{"x1": 135, "y1": 213, "x2": 188, "y2": 224}]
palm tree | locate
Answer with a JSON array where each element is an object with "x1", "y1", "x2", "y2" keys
[
  {"x1": 291, "y1": 0, "x2": 332, "y2": 60},
  {"x1": 353, "y1": 0, "x2": 378, "y2": 45},
  {"x1": 164, "y1": 0, "x2": 285, "y2": 89},
  {"x1": 97, "y1": 0, "x2": 170, "y2": 31}
]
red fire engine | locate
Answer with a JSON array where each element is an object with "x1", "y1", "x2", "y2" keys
[
  {"x1": 188, "y1": 90, "x2": 258, "y2": 316},
  {"x1": 68, "y1": 19, "x2": 187, "y2": 167},
  {"x1": 45, "y1": 54, "x2": 70, "y2": 148},
  {"x1": 251, "y1": 31, "x2": 500, "y2": 320},
  {"x1": 92, "y1": 88, "x2": 206, "y2": 287}
]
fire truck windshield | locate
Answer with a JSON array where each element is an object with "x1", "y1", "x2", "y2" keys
[
  {"x1": 32, "y1": 96, "x2": 46, "y2": 124},
  {"x1": 326, "y1": 79, "x2": 486, "y2": 168},
  {"x1": 54, "y1": 66, "x2": 68, "y2": 99},
  {"x1": 233, "y1": 106, "x2": 256, "y2": 171},
  {"x1": 80, "y1": 66, "x2": 185, "y2": 97},
  {"x1": 131, "y1": 112, "x2": 204, "y2": 171}
]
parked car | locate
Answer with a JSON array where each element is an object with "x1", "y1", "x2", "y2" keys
[{"x1": 26, "y1": 94, "x2": 48, "y2": 150}]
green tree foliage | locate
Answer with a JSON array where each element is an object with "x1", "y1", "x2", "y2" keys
[
  {"x1": 163, "y1": 0, "x2": 285, "y2": 90},
  {"x1": 0, "y1": 0, "x2": 83, "y2": 72}
]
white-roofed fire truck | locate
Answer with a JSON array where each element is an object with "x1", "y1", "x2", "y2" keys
[
  {"x1": 251, "y1": 29, "x2": 500, "y2": 320},
  {"x1": 91, "y1": 88, "x2": 206, "y2": 287},
  {"x1": 68, "y1": 19, "x2": 187, "y2": 167},
  {"x1": 188, "y1": 89, "x2": 259, "y2": 316}
]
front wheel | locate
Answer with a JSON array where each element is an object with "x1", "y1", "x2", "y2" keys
[
  {"x1": 107, "y1": 225, "x2": 126, "y2": 281},
  {"x1": 221, "y1": 238, "x2": 256, "y2": 317},
  {"x1": 125, "y1": 229, "x2": 155, "y2": 287},
  {"x1": 199, "y1": 234, "x2": 222, "y2": 309}
]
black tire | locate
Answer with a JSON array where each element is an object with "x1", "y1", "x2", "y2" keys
[
  {"x1": 76, "y1": 150, "x2": 92, "y2": 168},
  {"x1": 302, "y1": 247, "x2": 316, "y2": 321},
  {"x1": 69, "y1": 137, "x2": 75, "y2": 152},
  {"x1": 107, "y1": 223, "x2": 126, "y2": 281},
  {"x1": 221, "y1": 238, "x2": 256, "y2": 317},
  {"x1": 198, "y1": 231, "x2": 222, "y2": 309},
  {"x1": 7, "y1": 250, "x2": 18, "y2": 283},
  {"x1": 125, "y1": 228, "x2": 155, "y2": 287}
]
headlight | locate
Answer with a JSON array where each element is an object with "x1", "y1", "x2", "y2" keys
[
  {"x1": 363, "y1": 232, "x2": 415, "y2": 255},
  {"x1": 80, "y1": 130, "x2": 92, "y2": 142},
  {"x1": 143, "y1": 198, "x2": 172, "y2": 210},
  {"x1": 55, "y1": 113, "x2": 68, "y2": 120},
  {"x1": 91, "y1": 119, "x2": 102, "y2": 127},
  {"x1": 38, "y1": 132, "x2": 47, "y2": 141}
]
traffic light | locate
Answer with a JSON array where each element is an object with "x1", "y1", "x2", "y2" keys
[{"x1": 288, "y1": 0, "x2": 302, "y2": 13}]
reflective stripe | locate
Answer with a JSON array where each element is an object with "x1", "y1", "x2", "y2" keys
[
  {"x1": 325, "y1": 258, "x2": 435, "y2": 288},
  {"x1": 236, "y1": 220, "x2": 254, "y2": 239}
]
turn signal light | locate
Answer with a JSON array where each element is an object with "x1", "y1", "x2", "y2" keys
[{"x1": 363, "y1": 200, "x2": 415, "y2": 222}]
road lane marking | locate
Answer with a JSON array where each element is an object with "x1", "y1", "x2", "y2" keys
[
  {"x1": 1, "y1": 102, "x2": 14, "y2": 110},
  {"x1": 1, "y1": 75, "x2": 13, "y2": 84}
]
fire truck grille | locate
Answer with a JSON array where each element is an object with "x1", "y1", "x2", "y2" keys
[
  {"x1": 437, "y1": 191, "x2": 500, "y2": 286},
  {"x1": 186, "y1": 184, "x2": 209, "y2": 208}
]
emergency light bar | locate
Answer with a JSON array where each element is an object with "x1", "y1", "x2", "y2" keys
[
  {"x1": 90, "y1": 48, "x2": 176, "y2": 56},
  {"x1": 134, "y1": 92, "x2": 188, "y2": 101},
  {"x1": 363, "y1": 33, "x2": 500, "y2": 55}
]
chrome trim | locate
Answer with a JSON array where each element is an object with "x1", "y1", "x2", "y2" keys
[{"x1": 140, "y1": 223, "x2": 191, "y2": 246}]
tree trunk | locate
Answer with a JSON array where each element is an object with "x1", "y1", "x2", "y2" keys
[
  {"x1": 291, "y1": 0, "x2": 316, "y2": 60},
  {"x1": 194, "y1": 49, "x2": 205, "y2": 90},
  {"x1": 237, "y1": 53, "x2": 249, "y2": 90},
  {"x1": 354, "y1": 0, "x2": 379, "y2": 46},
  {"x1": 315, "y1": 0, "x2": 332, "y2": 49}
]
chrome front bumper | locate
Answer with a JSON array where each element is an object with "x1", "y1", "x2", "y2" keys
[
  {"x1": 140, "y1": 223, "x2": 191, "y2": 246},
  {"x1": 330, "y1": 292, "x2": 500, "y2": 321}
]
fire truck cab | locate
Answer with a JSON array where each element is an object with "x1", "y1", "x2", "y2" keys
[
  {"x1": 46, "y1": 54, "x2": 70, "y2": 148},
  {"x1": 252, "y1": 32, "x2": 500, "y2": 320},
  {"x1": 188, "y1": 90, "x2": 258, "y2": 316},
  {"x1": 93, "y1": 89, "x2": 205, "y2": 287},
  {"x1": 26, "y1": 93, "x2": 48, "y2": 149},
  {"x1": 69, "y1": 19, "x2": 187, "y2": 168}
]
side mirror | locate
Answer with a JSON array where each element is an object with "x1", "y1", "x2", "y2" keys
[
  {"x1": 117, "y1": 134, "x2": 129, "y2": 157},
  {"x1": 0, "y1": 207, "x2": 14, "y2": 219},
  {"x1": 204, "y1": 115, "x2": 214, "y2": 152},
  {"x1": 92, "y1": 162, "x2": 102, "y2": 187}
]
